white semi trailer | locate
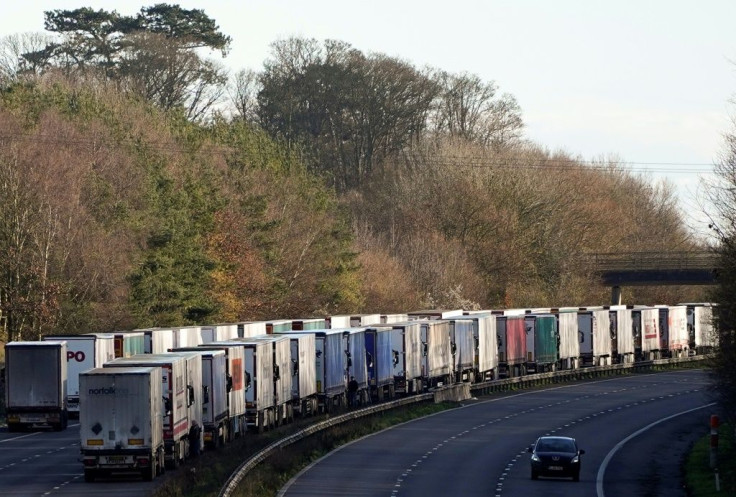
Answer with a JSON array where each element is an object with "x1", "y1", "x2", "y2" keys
[
  {"x1": 4, "y1": 341, "x2": 68, "y2": 431},
  {"x1": 42, "y1": 333, "x2": 115, "y2": 415},
  {"x1": 171, "y1": 347, "x2": 230, "y2": 448},
  {"x1": 104, "y1": 354, "x2": 194, "y2": 468},
  {"x1": 79, "y1": 367, "x2": 165, "y2": 481}
]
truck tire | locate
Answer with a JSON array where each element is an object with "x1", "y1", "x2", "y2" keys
[{"x1": 84, "y1": 469, "x2": 96, "y2": 482}]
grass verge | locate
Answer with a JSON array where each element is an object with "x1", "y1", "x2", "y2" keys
[
  {"x1": 152, "y1": 401, "x2": 457, "y2": 497},
  {"x1": 685, "y1": 423, "x2": 736, "y2": 496}
]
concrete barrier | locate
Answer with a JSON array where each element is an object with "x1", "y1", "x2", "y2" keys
[{"x1": 433, "y1": 383, "x2": 471, "y2": 402}]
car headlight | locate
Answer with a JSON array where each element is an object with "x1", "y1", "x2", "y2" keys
[
  {"x1": 531, "y1": 454, "x2": 540, "y2": 462},
  {"x1": 571, "y1": 456, "x2": 579, "y2": 463}
]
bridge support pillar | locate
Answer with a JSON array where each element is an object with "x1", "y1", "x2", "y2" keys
[{"x1": 611, "y1": 286, "x2": 622, "y2": 305}]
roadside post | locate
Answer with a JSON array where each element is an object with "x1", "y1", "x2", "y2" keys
[{"x1": 710, "y1": 414, "x2": 720, "y2": 491}]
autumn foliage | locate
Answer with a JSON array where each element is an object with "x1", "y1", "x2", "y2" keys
[{"x1": 0, "y1": 19, "x2": 711, "y2": 341}]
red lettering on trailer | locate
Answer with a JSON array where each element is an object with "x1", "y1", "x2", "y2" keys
[{"x1": 67, "y1": 351, "x2": 86, "y2": 362}]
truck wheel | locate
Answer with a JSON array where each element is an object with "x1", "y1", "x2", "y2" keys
[
  {"x1": 6, "y1": 423, "x2": 20, "y2": 433},
  {"x1": 84, "y1": 469, "x2": 96, "y2": 482}
]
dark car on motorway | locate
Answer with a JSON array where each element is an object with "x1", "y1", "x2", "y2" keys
[{"x1": 528, "y1": 436, "x2": 585, "y2": 481}]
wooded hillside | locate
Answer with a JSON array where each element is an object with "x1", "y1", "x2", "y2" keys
[{"x1": 0, "y1": 5, "x2": 708, "y2": 341}]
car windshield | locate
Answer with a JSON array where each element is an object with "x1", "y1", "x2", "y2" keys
[{"x1": 537, "y1": 439, "x2": 576, "y2": 452}]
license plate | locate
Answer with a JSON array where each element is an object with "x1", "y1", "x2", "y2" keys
[
  {"x1": 103, "y1": 455, "x2": 132, "y2": 465},
  {"x1": 22, "y1": 417, "x2": 46, "y2": 423},
  {"x1": 548, "y1": 465, "x2": 564, "y2": 471}
]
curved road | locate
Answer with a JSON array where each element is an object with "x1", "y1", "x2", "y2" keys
[
  {"x1": 0, "y1": 422, "x2": 155, "y2": 497},
  {"x1": 0, "y1": 370, "x2": 714, "y2": 496},
  {"x1": 279, "y1": 370, "x2": 715, "y2": 497}
]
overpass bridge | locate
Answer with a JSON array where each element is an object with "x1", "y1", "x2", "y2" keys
[{"x1": 587, "y1": 251, "x2": 719, "y2": 304}]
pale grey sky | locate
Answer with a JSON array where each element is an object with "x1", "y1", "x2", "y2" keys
[{"x1": 3, "y1": 1, "x2": 735, "y2": 231}]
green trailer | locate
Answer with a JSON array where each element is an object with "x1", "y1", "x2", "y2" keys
[{"x1": 524, "y1": 314, "x2": 559, "y2": 373}]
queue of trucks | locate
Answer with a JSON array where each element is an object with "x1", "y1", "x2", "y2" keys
[{"x1": 2, "y1": 303, "x2": 716, "y2": 481}]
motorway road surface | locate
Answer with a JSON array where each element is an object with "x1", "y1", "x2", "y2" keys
[
  {"x1": 0, "y1": 370, "x2": 714, "y2": 497},
  {"x1": 278, "y1": 370, "x2": 714, "y2": 497},
  {"x1": 0, "y1": 422, "x2": 156, "y2": 497}
]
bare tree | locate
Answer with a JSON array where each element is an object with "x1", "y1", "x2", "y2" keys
[
  {"x1": 258, "y1": 37, "x2": 439, "y2": 190},
  {"x1": 228, "y1": 68, "x2": 259, "y2": 122},
  {"x1": 118, "y1": 31, "x2": 228, "y2": 121},
  {"x1": 0, "y1": 124, "x2": 64, "y2": 341},
  {"x1": 0, "y1": 32, "x2": 55, "y2": 84},
  {"x1": 703, "y1": 116, "x2": 736, "y2": 419},
  {"x1": 430, "y1": 71, "x2": 524, "y2": 147}
]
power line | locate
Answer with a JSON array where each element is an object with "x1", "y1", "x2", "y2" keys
[
  {"x1": 0, "y1": 131, "x2": 718, "y2": 174},
  {"x1": 419, "y1": 156, "x2": 714, "y2": 174}
]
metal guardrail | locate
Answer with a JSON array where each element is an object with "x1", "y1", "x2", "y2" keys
[
  {"x1": 471, "y1": 355, "x2": 708, "y2": 395},
  {"x1": 218, "y1": 355, "x2": 710, "y2": 497},
  {"x1": 218, "y1": 393, "x2": 433, "y2": 497}
]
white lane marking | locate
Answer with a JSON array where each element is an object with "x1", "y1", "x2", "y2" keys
[
  {"x1": 0, "y1": 432, "x2": 42, "y2": 443},
  {"x1": 596, "y1": 402, "x2": 716, "y2": 497}
]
